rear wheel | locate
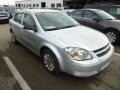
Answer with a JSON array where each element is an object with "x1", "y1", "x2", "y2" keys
[
  {"x1": 105, "y1": 29, "x2": 120, "y2": 44},
  {"x1": 10, "y1": 31, "x2": 18, "y2": 44},
  {"x1": 41, "y1": 49, "x2": 60, "y2": 74}
]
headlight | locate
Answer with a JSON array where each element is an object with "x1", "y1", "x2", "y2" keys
[{"x1": 64, "y1": 47, "x2": 92, "y2": 61}]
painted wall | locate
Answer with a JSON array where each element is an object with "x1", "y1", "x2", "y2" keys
[{"x1": 16, "y1": 0, "x2": 63, "y2": 8}]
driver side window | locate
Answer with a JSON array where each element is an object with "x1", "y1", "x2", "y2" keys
[
  {"x1": 83, "y1": 11, "x2": 99, "y2": 20},
  {"x1": 23, "y1": 14, "x2": 37, "y2": 30},
  {"x1": 71, "y1": 11, "x2": 83, "y2": 18}
]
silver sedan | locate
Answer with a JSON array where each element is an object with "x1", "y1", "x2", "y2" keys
[{"x1": 9, "y1": 9, "x2": 114, "y2": 77}]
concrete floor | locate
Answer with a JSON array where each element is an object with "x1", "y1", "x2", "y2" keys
[{"x1": 0, "y1": 24, "x2": 120, "y2": 90}]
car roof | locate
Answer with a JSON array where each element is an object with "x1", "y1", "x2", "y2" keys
[
  {"x1": 74, "y1": 9, "x2": 103, "y2": 12},
  {"x1": 16, "y1": 9, "x2": 60, "y2": 13}
]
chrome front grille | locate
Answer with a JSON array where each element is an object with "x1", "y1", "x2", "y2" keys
[{"x1": 93, "y1": 43, "x2": 110, "y2": 57}]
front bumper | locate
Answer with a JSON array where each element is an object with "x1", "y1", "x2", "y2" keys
[
  {"x1": 69, "y1": 56, "x2": 112, "y2": 77},
  {"x1": 61, "y1": 44, "x2": 114, "y2": 77}
]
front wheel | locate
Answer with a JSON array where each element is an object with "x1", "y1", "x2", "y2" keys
[
  {"x1": 105, "y1": 30, "x2": 120, "y2": 44},
  {"x1": 42, "y1": 49, "x2": 61, "y2": 74}
]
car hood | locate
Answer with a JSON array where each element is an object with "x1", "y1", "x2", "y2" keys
[{"x1": 47, "y1": 26, "x2": 109, "y2": 51}]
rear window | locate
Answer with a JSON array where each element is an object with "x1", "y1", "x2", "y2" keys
[{"x1": 95, "y1": 10, "x2": 115, "y2": 20}]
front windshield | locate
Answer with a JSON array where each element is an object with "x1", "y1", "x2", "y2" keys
[
  {"x1": 96, "y1": 10, "x2": 115, "y2": 20},
  {"x1": 36, "y1": 12, "x2": 80, "y2": 31}
]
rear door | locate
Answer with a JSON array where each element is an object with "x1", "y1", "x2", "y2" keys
[
  {"x1": 12, "y1": 13, "x2": 24, "y2": 42},
  {"x1": 82, "y1": 10, "x2": 102, "y2": 30}
]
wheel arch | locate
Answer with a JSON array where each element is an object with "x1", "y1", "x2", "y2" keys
[
  {"x1": 103, "y1": 27, "x2": 120, "y2": 33},
  {"x1": 40, "y1": 44, "x2": 63, "y2": 70},
  {"x1": 103, "y1": 27, "x2": 120, "y2": 44}
]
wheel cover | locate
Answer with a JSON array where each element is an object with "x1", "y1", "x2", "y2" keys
[
  {"x1": 106, "y1": 32, "x2": 116, "y2": 43},
  {"x1": 43, "y1": 54, "x2": 55, "y2": 71},
  {"x1": 11, "y1": 32, "x2": 16, "y2": 42}
]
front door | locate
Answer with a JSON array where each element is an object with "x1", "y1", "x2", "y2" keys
[
  {"x1": 82, "y1": 10, "x2": 103, "y2": 31},
  {"x1": 70, "y1": 10, "x2": 84, "y2": 24},
  {"x1": 22, "y1": 13, "x2": 39, "y2": 54}
]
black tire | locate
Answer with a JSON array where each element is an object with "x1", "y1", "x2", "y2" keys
[
  {"x1": 105, "y1": 29, "x2": 120, "y2": 44},
  {"x1": 10, "y1": 31, "x2": 19, "y2": 44},
  {"x1": 41, "y1": 49, "x2": 61, "y2": 75}
]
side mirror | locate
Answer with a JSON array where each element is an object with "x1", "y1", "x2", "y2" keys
[{"x1": 93, "y1": 18, "x2": 100, "y2": 23}]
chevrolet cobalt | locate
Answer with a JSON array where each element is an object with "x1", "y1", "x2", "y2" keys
[{"x1": 9, "y1": 9, "x2": 114, "y2": 77}]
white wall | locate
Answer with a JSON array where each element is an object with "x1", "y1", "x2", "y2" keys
[{"x1": 16, "y1": 0, "x2": 63, "y2": 8}]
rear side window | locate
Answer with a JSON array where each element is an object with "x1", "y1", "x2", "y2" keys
[
  {"x1": 71, "y1": 11, "x2": 83, "y2": 17},
  {"x1": 14, "y1": 13, "x2": 23, "y2": 24}
]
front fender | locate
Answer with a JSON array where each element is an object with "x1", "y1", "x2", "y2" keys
[{"x1": 39, "y1": 42, "x2": 64, "y2": 70}]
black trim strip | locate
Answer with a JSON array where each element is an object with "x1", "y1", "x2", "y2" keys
[
  {"x1": 97, "y1": 47, "x2": 110, "y2": 57},
  {"x1": 93, "y1": 43, "x2": 109, "y2": 53}
]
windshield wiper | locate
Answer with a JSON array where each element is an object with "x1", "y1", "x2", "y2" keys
[
  {"x1": 60, "y1": 25, "x2": 78, "y2": 29},
  {"x1": 45, "y1": 25, "x2": 78, "y2": 31},
  {"x1": 105, "y1": 19, "x2": 113, "y2": 20},
  {"x1": 45, "y1": 27, "x2": 59, "y2": 31}
]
